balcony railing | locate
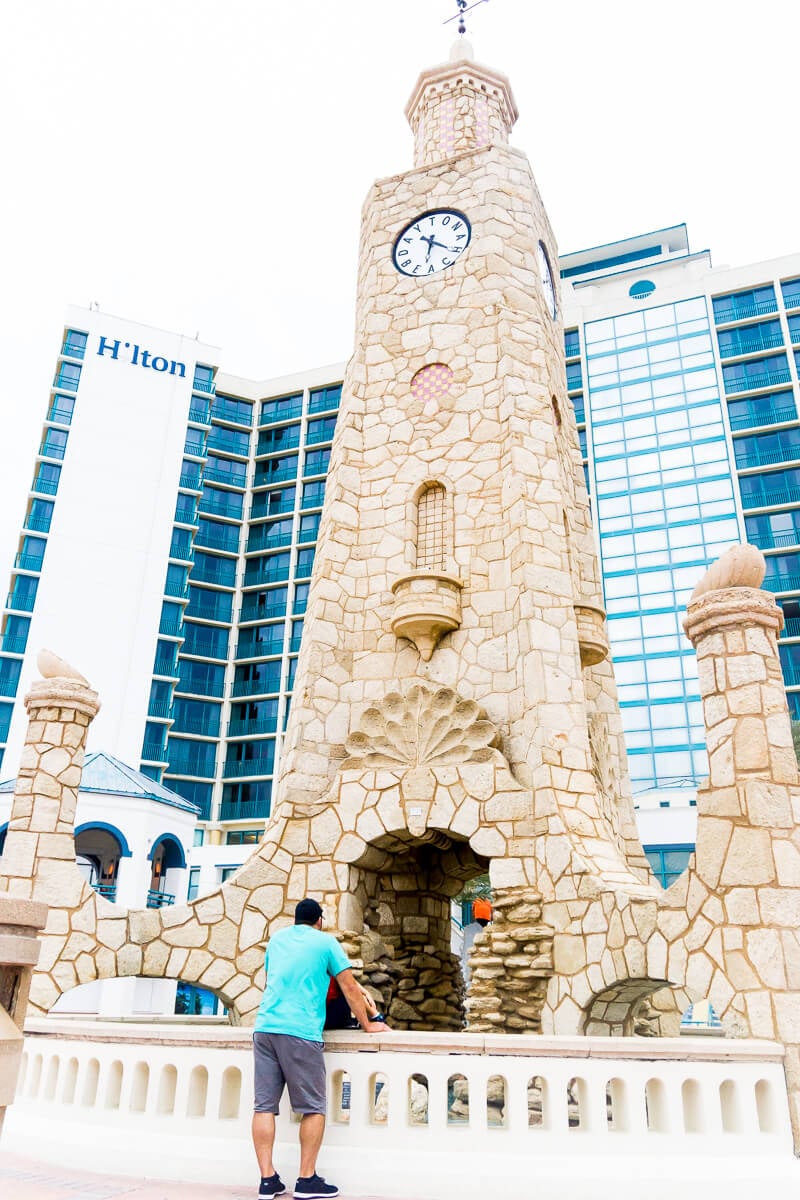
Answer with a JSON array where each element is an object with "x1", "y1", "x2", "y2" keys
[
  {"x1": 198, "y1": 496, "x2": 243, "y2": 520},
  {"x1": 158, "y1": 620, "x2": 184, "y2": 637},
  {"x1": 253, "y1": 466, "x2": 299, "y2": 488},
  {"x1": 169, "y1": 717, "x2": 220, "y2": 737},
  {"x1": 227, "y1": 718, "x2": 278, "y2": 737},
  {"x1": 259, "y1": 400, "x2": 303, "y2": 424},
  {"x1": 718, "y1": 331, "x2": 785, "y2": 358},
  {"x1": 780, "y1": 661, "x2": 800, "y2": 687},
  {"x1": 714, "y1": 298, "x2": 779, "y2": 324},
  {"x1": 31, "y1": 477, "x2": 59, "y2": 496},
  {"x1": 191, "y1": 565, "x2": 236, "y2": 588},
  {"x1": 750, "y1": 531, "x2": 800, "y2": 551},
  {"x1": 89, "y1": 882, "x2": 117, "y2": 902},
  {"x1": 188, "y1": 405, "x2": 212, "y2": 424},
  {"x1": 246, "y1": 531, "x2": 294, "y2": 553},
  {"x1": 192, "y1": 377, "x2": 215, "y2": 394},
  {"x1": 239, "y1": 601, "x2": 287, "y2": 623},
  {"x1": 146, "y1": 889, "x2": 176, "y2": 908},
  {"x1": 23, "y1": 515, "x2": 52, "y2": 533},
  {"x1": 764, "y1": 572, "x2": 800, "y2": 594},
  {"x1": 203, "y1": 466, "x2": 246, "y2": 488},
  {"x1": 222, "y1": 759, "x2": 273, "y2": 779},
  {"x1": 14, "y1": 554, "x2": 44, "y2": 572},
  {"x1": 250, "y1": 499, "x2": 295, "y2": 520},
  {"x1": 728, "y1": 404, "x2": 797, "y2": 431},
  {"x1": 46, "y1": 407, "x2": 74, "y2": 426},
  {"x1": 147, "y1": 701, "x2": 172, "y2": 719},
  {"x1": 231, "y1": 678, "x2": 281, "y2": 698},
  {"x1": 178, "y1": 472, "x2": 203, "y2": 491},
  {"x1": 243, "y1": 568, "x2": 291, "y2": 588},
  {"x1": 185, "y1": 602, "x2": 231, "y2": 623},
  {"x1": 195, "y1": 531, "x2": 240, "y2": 554},
  {"x1": 164, "y1": 581, "x2": 189, "y2": 599},
  {"x1": 220, "y1": 796, "x2": 272, "y2": 821},
  {"x1": 141, "y1": 742, "x2": 168, "y2": 762},
  {"x1": 153, "y1": 658, "x2": 179, "y2": 677},
  {"x1": 740, "y1": 485, "x2": 800, "y2": 509},
  {"x1": 724, "y1": 368, "x2": 793, "y2": 395},
  {"x1": 781, "y1": 616, "x2": 800, "y2": 638},
  {"x1": 236, "y1": 638, "x2": 285, "y2": 659},
  {"x1": 1, "y1": 636, "x2": 28, "y2": 655},
  {"x1": 735, "y1": 444, "x2": 800, "y2": 470},
  {"x1": 163, "y1": 756, "x2": 216, "y2": 778},
  {"x1": 6, "y1": 591, "x2": 35, "y2": 612}
]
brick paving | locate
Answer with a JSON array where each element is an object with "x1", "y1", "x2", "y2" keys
[{"x1": 0, "y1": 1153, "x2": 409, "y2": 1200}]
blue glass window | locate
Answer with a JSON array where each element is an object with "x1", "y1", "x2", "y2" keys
[
  {"x1": 175, "y1": 493, "x2": 198, "y2": 525},
  {"x1": 0, "y1": 702, "x2": 13, "y2": 741},
  {"x1": 179, "y1": 459, "x2": 203, "y2": 490},
  {"x1": 169, "y1": 528, "x2": 194, "y2": 561},
  {"x1": 229, "y1": 698, "x2": 279, "y2": 735},
  {"x1": 53, "y1": 362, "x2": 82, "y2": 392},
  {"x1": 306, "y1": 417, "x2": 336, "y2": 446},
  {"x1": 186, "y1": 586, "x2": 233, "y2": 622},
  {"x1": 644, "y1": 845, "x2": 693, "y2": 888},
  {"x1": 237, "y1": 623, "x2": 286, "y2": 658},
  {"x1": 212, "y1": 395, "x2": 253, "y2": 426},
  {"x1": 166, "y1": 736, "x2": 217, "y2": 777},
  {"x1": 165, "y1": 564, "x2": 189, "y2": 597},
  {"x1": 7, "y1": 575, "x2": 38, "y2": 611},
  {"x1": 165, "y1": 779, "x2": 213, "y2": 819},
  {"x1": 261, "y1": 393, "x2": 303, "y2": 424},
  {"x1": 62, "y1": 329, "x2": 88, "y2": 359},
  {"x1": 293, "y1": 582, "x2": 310, "y2": 614},
  {"x1": 296, "y1": 547, "x2": 316, "y2": 577},
  {"x1": 739, "y1": 466, "x2": 800, "y2": 509},
  {"x1": 32, "y1": 463, "x2": 61, "y2": 495},
  {"x1": 159, "y1": 601, "x2": 183, "y2": 636},
  {"x1": 248, "y1": 518, "x2": 293, "y2": 552},
  {"x1": 142, "y1": 722, "x2": 167, "y2": 755},
  {"x1": 176, "y1": 660, "x2": 226, "y2": 697},
  {"x1": 40, "y1": 429, "x2": 68, "y2": 460},
  {"x1": 208, "y1": 426, "x2": 250, "y2": 457},
  {"x1": 254, "y1": 455, "x2": 299, "y2": 487},
  {"x1": 188, "y1": 398, "x2": 211, "y2": 424},
  {"x1": 25, "y1": 499, "x2": 54, "y2": 533},
  {"x1": 204, "y1": 454, "x2": 246, "y2": 488},
  {"x1": 727, "y1": 390, "x2": 796, "y2": 431},
  {"x1": 193, "y1": 364, "x2": 215, "y2": 393},
  {"x1": 304, "y1": 448, "x2": 330, "y2": 477},
  {"x1": 564, "y1": 329, "x2": 580, "y2": 358},
  {"x1": 153, "y1": 639, "x2": 178, "y2": 676},
  {"x1": 47, "y1": 395, "x2": 75, "y2": 424},
  {"x1": 148, "y1": 680, "x2": 173, "y2": 717},
  {"x1": 717, "y1": 320, "x2": 783, "y2": 358},
  {"x1": 233, "y1": 660, "x2": 283, "y2": 696},
  {"x1": 240, "y1": 586, "x2": 288, "y2": 622},
  {"x1": 566, "y1": 362, "x2": 582, "y2": 391},
  {"x1": 191, "y1": 551, "x2": 236, "y2": 588},
  {"x1": 199, "y1": 485, "x2": 243, "y2": 520},
  {"x1": 182, "y1": 621, "x2": 230, "y2": 659},
  {"x1": 763, "y1": 553, "x2": 800, "y2": 593},
  {"x1": 0, "y1": 658, "x2": 22, "y2": 697},
  {"x1": 225, "y1": 738, "x2": 275, "y2": 771},
  {"x1": 301, "y1": 481, "x2": 325, "y2": 510},
  {"x1": 745, "y1": 510, "x2": 800, "y2": 552},
  {"x1": 195, "y1": 519, "x2": 239, "y2": 554},
  {"x1": 298, "y1": 514, "x2": 320, "y2": 543},
  {"x1": 782, "y1": 278, "x2": 800, "y2": 310},
  {"x1": 171, "y1": 698, "x2": 221, "y2": 736},
  {"x1": 788, "y1": 315, "x2": 800, "y2": 345},
  {"x1": 722, "y1": 354, "x2": 791, "y2": 394},
  {"x1": 734, "y1": 428, "x2": 800, "y2": 470},
  {"x1": 2, "y1": 615, "x2": 30, "y2": 655},
  {"x1": 257, "y1": 425, "x2": 301, "y2": 455},
  {"x1": 221, "y1": 780, "x2": 272, "y2": 820},
  {"x1": 251, "y1": 486, "x2": 295, "y2": 518},
  {"x1": 244, "y1": 552, "x2": 291, "y2": 586},
  {"x1": 308, "y1": 385, "x2": 342, "y2": 415},
  {"x1": 712, "y1": 286, "x2": 777, "y2": 324}
]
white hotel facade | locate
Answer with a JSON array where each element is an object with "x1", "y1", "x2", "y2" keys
[{"x1": 2, "y1": 227, "x2": 800, "y2": 934}]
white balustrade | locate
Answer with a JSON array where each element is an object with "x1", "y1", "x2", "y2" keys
[{"x1": 4, "y1": 1020, "x2": 800, "y2": 1199}]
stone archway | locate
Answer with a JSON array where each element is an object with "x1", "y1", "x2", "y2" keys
[
  {"x1": 582, "y1": 978, "x2": 687, "y2": 1038},
  {"x1": 341, "y1": 828, "x2": 489, "y2": 1030}
]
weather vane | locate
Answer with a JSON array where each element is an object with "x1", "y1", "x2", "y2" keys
[{"x1": 444, "y1": 0, "x2": 489, "y2": 37}]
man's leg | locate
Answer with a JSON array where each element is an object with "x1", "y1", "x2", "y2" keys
[
  {"x1": 298, "y1": 1113, "x2": 326, "y2": 1178},
  {"x1": 252, "y1": 1111, "x2": 278, "y2": 1178}
]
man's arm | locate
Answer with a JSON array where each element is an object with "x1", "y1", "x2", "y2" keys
[{"x1": 335, "y1": 968, "x2": 390, "y2": 1032}]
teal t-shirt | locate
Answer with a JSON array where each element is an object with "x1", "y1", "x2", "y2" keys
[{"x1": 254, "y1": 924, "x2": 351, "y2": 1041}]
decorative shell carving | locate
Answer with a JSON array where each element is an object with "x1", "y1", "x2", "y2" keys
[
  {"x1": 691, "y1": 543, "x2": 766, "y2": 601},
  {"x1": 344, "y1": 684, "x2": 501, "y2": 769},
  {"x1": 37, "y1": 648, "x2": 89, "y2": 686}
]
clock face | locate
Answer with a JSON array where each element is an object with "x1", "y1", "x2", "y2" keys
[
  {"x1": 393, "y1": 209, "x2": 472, "y2": 277},
  {"x1": 538, "y1": 241, "x2": 557, "y2": 319}
]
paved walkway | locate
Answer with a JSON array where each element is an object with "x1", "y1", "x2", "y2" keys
[{"x1": 0, "y1": 1153, "x2": 408, "y2": 1200}]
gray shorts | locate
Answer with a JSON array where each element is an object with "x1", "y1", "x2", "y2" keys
[{"x1": 253, "y1": 1032, "x2": 327, "y2": 1115}]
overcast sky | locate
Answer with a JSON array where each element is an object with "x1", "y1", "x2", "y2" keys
[{"x1": 0, "y1": 0, "x2": 797, "y2": 576}]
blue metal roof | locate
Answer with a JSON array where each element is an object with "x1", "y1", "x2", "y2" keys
[{"x1": 0, "y1": 751, "x2": 199, "y2": 814}]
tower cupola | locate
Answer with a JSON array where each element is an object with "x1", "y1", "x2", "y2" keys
[{"x1": 405, "y1": 40, "x2": 518, "y2": 168}]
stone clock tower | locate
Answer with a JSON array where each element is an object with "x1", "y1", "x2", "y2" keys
[{"x1": 267, "y1": 40, "x2": 654, "y2": 1029}]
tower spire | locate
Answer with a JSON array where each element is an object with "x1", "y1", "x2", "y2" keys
[{"x1": 443, "y1": 0, "x2": 489, "y2": 38}]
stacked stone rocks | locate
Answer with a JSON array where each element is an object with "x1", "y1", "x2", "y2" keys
[
  {"x1": 339, "y1": 925, "x2": 464, "y2": 1031},
  {"x1": 465, "y1": 889, "x2": 554, "y2": 1032}
]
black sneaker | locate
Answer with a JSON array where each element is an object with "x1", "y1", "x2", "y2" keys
[
  {"x1": 294, "y1": 1174, "x2": 339, "y2": 1199},
  {"x1": 259, "y1": 1174, "x2": 287, "y2": 1198}
]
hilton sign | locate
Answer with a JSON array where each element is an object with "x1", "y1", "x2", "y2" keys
[{"x1": 97, "y1": 335, "x2": 187, "y2": 377}]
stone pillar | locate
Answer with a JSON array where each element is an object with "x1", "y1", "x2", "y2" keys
[
  {"x1": 464, "y1": 889, "x2": 554, "y2": 1032},
  {"x1": 684, "y1": 566, "x2": 797, "y2": 790},
  {"x1": 0, "y1": 895, "x2": 47, "y2": 1137},
  {"x1": 0, "y1": 653, "x2": 101, "y2": 905}
]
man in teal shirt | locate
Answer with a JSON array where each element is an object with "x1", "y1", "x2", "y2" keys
[{"x1": 252, "y1": 898, "x2": 386, "y2": 1200}]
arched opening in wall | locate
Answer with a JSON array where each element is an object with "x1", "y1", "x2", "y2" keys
[
  {"x1": 414, "y1": 482, "x2": 449, "y2": 571},
  {"x1": 147, "y1": 833, "x2": 187, "y2": 908},
  {"x1": 74, "y1": 822, "x2": 130, "y2": 903},
  {"x1": 582, "y1": 978, "x2": 683, "y2": 1037},
  {"x1": 350, "y1": 829, "x2": 490, "y2": 1033},
  {"x1": 50, "y1": 975, "x2": 229, "y2": 1021}
]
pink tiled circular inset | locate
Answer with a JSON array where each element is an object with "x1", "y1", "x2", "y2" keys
[{"x1": 411, "y1": 363, "x2": 454, "y2": 405}]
